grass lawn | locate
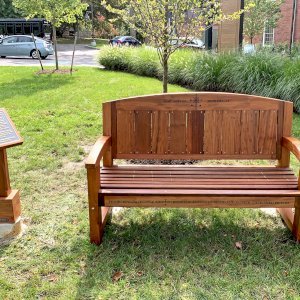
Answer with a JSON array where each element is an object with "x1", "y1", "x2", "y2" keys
[{"x1": 0, "y1": 67, "x2": 300, "y2": 299}]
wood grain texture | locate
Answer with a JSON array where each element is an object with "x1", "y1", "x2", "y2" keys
[
  {"x1": 0, "y1": 149, "x2": 11, "y2": 197},
  {"x1": 257, "y1": 110, "x2": 277, "y2": 155},
  {"x1": 103, "y1": 102, "x2": 113, "y2": 167},
  {"x1": 282, "y1": 137, "x2": 300, "y2": 161},
  {"x1": 116, "y1": 110, "x2": 134, "y2": 154},
  {"x1": 85, "y1": 136, "x2": 111, "y2": 169},
  {"x1": 0, "y1": 190, "x2": 21, "y2": 223},
  {"x1": 204, "y1": 110, "x2": 222, "y2": 155},
  {"x1": 221, "y1": 111, "x2": 241, "y2": 155},
  {"x1": 278, "y1": 101, "x2": 293, "y2": 166},
  {"x1": 103, "y1": 195, "x2": 295, "y2": 208},
  {"x1": 187, "y1": 111, "x2": 204, "y2": 154},
  {"x1": 135, "y1": 111, "x2": 152, "y2": 154},
  {"x1": 151, "y1": 111, "x2": 169, "y2": 154},
  {"x1": 169, "y1": 111, "x2": 186, "y2": 154},
  {"x1": 88, "y1": 93, "x2": 295, "y2": 245},
  {"x1": 293, "y1": 197, "x2": 300, "y2": 241}
]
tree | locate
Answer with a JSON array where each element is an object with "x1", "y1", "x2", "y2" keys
[
  {"x1": 13, "y1": 0, "x2": 87, "y2": 70},
  {"x1": 102, "y1": 0, "x2": 246, "y2": 93},
  {"x1": 244, "y1": 0, "x2": 283, "y2": 44},
  {"x1": 0, "y1": 0, "x2": 21, "y2": 18}
]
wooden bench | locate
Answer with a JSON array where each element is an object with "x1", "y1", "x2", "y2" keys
[{"x1": 85, "y1": 92, "x2": 300, "y2": 245}]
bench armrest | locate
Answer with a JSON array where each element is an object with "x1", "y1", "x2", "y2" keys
[
  {"x1": 85, "y1": 136, "x2": 111, "y2": 169},
  {"x1": 282, "y1": 137, "x2": 300, "y2": 161}
]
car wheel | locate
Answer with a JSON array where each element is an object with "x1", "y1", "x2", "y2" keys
[
  {"x1": 41, "y1": 56, "x2": 48, "y2": 60},
  {"x1": 30, "y1": 49, "x2": 41, "y2": 59},
  {"x1": 0, "y1": 56, "x2": 6, "y2": 58}
]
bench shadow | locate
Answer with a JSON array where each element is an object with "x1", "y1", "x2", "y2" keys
[{"x1": 73, "y1": 208, "x2": 299, "y2": 299}]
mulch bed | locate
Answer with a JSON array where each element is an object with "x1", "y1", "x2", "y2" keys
[{"x1": 36, "y1": 69, "x2": 77, "y2": 75}]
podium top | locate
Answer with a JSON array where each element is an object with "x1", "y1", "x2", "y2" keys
[{"x1": 0, "y1": 108, "x2": 23, "y2": 149}]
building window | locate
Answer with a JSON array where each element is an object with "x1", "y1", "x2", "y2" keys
[{"x1": 263, "y1": 24, "x2": 274, "y2": 45}]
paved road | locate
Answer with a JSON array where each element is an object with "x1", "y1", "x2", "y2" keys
[{"x1": 0, "y1": 44, "x2": 100, "y2": 67}]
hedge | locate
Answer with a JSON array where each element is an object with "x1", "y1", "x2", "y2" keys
[{"x1": 99, "y1": 46, "x2": 300, "y2": 112}]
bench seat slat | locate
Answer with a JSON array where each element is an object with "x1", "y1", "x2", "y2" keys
[
  {"x1": 100, "y1": 188, "x2": 300, "y2": 196},
  {"x1": 100, "y1": 166, "x2": 298, "y2": 194}
]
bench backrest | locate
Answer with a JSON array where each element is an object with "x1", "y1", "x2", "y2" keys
[{"x1": 102, "y1": 92, "x2": 293, "y2": 160}]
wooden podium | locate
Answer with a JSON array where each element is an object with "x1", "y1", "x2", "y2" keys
[{"x1": 0, "y1": 109, "x2": 23, "y2": 224}]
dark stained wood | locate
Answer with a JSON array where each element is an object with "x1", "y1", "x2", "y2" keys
[{"x1": 187, "y1": 111, "x2": 204, "y2": 154}]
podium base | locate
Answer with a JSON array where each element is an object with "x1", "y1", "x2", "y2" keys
[
  {"x1": 0, "y1": 217, "x2": 22, "y2": 240},
  {"x1": 0, "y1": 190, "x2": 21, "y2": 223}
]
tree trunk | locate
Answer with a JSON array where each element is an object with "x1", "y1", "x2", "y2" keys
[
  {"x1": 53, "y1": 26, "x2": 59, "y2": 70},
  {"x1": 162, "y1": 52, "x2": 168, "y2": 93},
  {"x1": 250, "y1": 37, "x2": 253, "y2": 44}
]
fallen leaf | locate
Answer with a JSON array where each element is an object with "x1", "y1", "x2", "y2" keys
[
  {"x1": 112, "y1": 271, "x2": 123, "y2": 282},
  {"x1": 46, "y1": 274, "x2": 58, "y2": 282},
  {"x1": 137, "y1": 271, "x2": 143, "y2": 277},
  {"x1": 235, "y1": 241, "x2": 242, "y2": 250}
]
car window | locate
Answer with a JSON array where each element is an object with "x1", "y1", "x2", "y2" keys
[
  {"x1": 17, "y1": 36, "x2": 33, "y2": 43},
  {"x1": 4, "y1": 36, "x2": 18, "y2": 44}
]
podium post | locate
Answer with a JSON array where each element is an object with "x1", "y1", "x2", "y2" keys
[{"x1": 0, "y1": 109, "x2": 23, "y2": 225}]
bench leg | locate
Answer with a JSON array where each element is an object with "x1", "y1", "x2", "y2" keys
[
  {"x1": 293, "y1": 198, "x2": 300, "y2": 242},
  {"x1": 87, "y1": 166, "x2": 112, "y2": 244}
]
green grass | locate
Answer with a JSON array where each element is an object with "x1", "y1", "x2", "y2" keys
[{"x1": 0, "y1": 67, "x2": 300, "y2": 299}]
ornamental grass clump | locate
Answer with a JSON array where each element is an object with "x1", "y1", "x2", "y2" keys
[
  {"x1": 99, "y1": 46, "x2": 131, "y2": 71},
  {"x1": 219, "y1": 53, "x2": 284, "y2": 97},
  {"x1": 127, "y1": 47, "x2": 160, "y2": 78}
]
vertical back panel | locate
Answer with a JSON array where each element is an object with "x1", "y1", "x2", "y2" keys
[
  {"x1": 187, "y1": 111, "x2": 204, "y2": 154},
  {"x1": 152, "y1": 111, "x2": 169, "y2": 154},
  {"x1": 204, "y1": 111, "x2": 222, "y2": 155},
  {"x1": 240, "y1": 110, "x2": 259, "y2": 155},
  {"x1": 222, "y1": 111, "x2": 241, "y2": 155},
  {"x1": 117, "y1": 110, "x2": 134, "y2": 154},
  {"x1": 169, "y1": 111, "x2": 187, "y2": 154},
  {"x1": 135, "y1": 111, "x2": 152, "y2": 154},
  {"x1": 257, "y1": 110, "x2": 277, "y2": 155},
  {"x1": 111, "y1": 93, "x2": 288, "y2": 159}
]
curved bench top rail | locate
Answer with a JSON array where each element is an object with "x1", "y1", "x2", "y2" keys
[{"x1": 102, "y1": 92, "x2": 293, "y2": 160}]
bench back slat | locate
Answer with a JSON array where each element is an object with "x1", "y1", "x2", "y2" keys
[{"x1": 103, "y1": 93, "x2": 293, "y2": 161}]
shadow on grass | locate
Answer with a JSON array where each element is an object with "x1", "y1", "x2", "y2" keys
[
  {"x1": 74, "y1": 208, "x2": 299, "y2": 299},
  {"x1": 0, "y1": 74, "x2": 74, "y2": 101}
]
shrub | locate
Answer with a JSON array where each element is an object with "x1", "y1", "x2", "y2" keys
[{"x1": 99, "y1": 46, "x2": 300, "y2": 112}]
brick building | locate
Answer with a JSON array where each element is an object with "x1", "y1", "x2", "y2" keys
[
  {"x1": 252, "y1": 0, "x2": 299, "y2": 45},
  {"x1": 273, "y1": 0, "x2": 299, "y2": 45},
  {"x1": 217, "y1": 0, "x2": 299, "y2": 50}
]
